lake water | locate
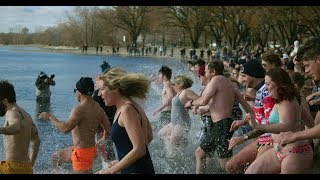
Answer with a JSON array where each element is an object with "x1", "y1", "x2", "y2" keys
[
  {"x1": 1, "y1": 45, "x2": 319, "y2": 174},
  {"x1": 0, "y1": 45, "x2": 208, "y2": 174}
]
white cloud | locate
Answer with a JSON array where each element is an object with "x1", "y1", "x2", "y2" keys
[{"x1": 0, "y1": 6, "x2": 75, "y2": 33}]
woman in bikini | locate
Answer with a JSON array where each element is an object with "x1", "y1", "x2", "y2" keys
[{"x1": 245, "y1": 67, "x2": 313, "y2": 174}]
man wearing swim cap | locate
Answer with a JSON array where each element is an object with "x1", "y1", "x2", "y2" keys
[{"x1": 38, "y1": 77, "x2": 111, "y2": 174}]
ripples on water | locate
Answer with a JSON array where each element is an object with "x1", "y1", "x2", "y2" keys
[
  {"x1": 1, "y1": 46, "x2": 319, "y2": 174},
  {"x1": 0, "y1": 46, "x2": 207, "y2": 174}
]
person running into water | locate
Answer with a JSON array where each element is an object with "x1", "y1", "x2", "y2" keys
[
  {"x1": 185, "y1": 60, "x2": 253, "y2": 173},
  {"x1": 158, "y1": 75, "x2": 199, "y2": 158},
  {"x1": 38, "y1": 77, "x2": 111, "y2": 174},
  {"x1": 0, "y1": 80, "x2": 40, "y2": 174},
  {"x1": 94, "y1": 75, "x2": 117, "y2": 168},
  {"x1": 96, "y1": 67, "x2": 155, "y2": 174},
  {"x1": 277, "y1": 37, "x2": 320, "y2": 157},
  {"x1": 226, "y1": 60, "x2": 275, "y2": 174},
  {"x1": 245, "y1": 68, "x2": 313, "y2": 174},
  {"x1": 153, "y1": 65, "x2": 176, "y2": 132}
]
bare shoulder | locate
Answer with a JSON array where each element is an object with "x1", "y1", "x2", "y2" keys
[
  {"x1": 208, "y1": 75, "x2": 226, "y2": 85},
  {"x1": 127, "y1": 103, "x2": 144, "y2": 117},
  {"x1": 6, "y1": 109, "x2": 24, "y2": 120},
  {"x1": 164, "y1": 81, "x2": 172, "y2": 89},
  {"x1": 70, "y1": 104, "x2": 82, "y2": 115},
  {"x1": 184, "y1": 89, "x2": 195, "y2": 95},
  {"x1": 278, "y1": 100, "x2": 294, "y2": 110}
]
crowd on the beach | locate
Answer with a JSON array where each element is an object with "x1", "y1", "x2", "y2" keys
[{"x1": 2, "y1": 37, "x2": 320, "y2": 174}]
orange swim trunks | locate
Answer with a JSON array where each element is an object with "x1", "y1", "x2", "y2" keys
[
  {"x1": 0, "y1": 161, "x2": 33, "y2": 174},
  {"x1": 71, "y1": 146, "x2": 97, "y2": 172}
]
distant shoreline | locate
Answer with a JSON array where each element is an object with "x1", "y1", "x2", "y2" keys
[{"x1": 1, "y1": 44, "x2": 188, "y2": 61}]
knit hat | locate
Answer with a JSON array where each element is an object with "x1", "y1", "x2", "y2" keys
[
  {"x1": 100, "y1": 60, "x2": 111, "y2": 73},
  {"x1": 39, "y1": 71, "x2": 47, "y2": 78},
  {"x1": 76, "y1": 77, "x2": 94, "y2": 95},
  {"x1": 240, "y1": 60, "x2": 265, "y2": 78},
  {"x1": 286, "y1": 60, "x2": 295, "y2": 71}
]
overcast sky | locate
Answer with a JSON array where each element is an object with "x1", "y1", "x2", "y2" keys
[{"x1": 0, "y1": 6, "x2": 75, "y2": 33}]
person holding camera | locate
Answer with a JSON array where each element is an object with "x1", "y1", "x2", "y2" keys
[{"x1": 35, "y1": 71, "x2": 55, "y2": 103}]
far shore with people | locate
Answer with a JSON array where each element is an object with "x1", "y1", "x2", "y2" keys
[{"x1": 0, "y1": 44, "x2": 214, "y2": 62}]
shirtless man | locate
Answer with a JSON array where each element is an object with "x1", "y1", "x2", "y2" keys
[
  {"x1": 185, "y1": 60, "x2": 253, "y2": 172},
  {"x1": 153, "y1": 65, "x2": 176, "y2": 132},
  {"x1": 38, "y1": 77, "x2": 111, "y2": 174},
  {"x1": 226, "y1": 60, "x2": 274, "y2": 174},
  {"x1": 0, "y1": 80, "x2": 40, "y2": 174}
]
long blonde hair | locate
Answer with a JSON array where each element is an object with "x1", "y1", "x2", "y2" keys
[{"x1": 100, "y1": 67, "x2": 151, "y2": 99}]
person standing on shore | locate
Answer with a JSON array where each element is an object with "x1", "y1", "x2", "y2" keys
[
  {"x1": 38, "y1": 77, "x2": 111, "y2": 174},
  {"x1": 0, "y1": 80, "x2": 40, "y2": 174}
]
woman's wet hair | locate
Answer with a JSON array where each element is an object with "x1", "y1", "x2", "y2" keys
[
  {"x1": 173, "y1": 75, "x2": 193, "y2": 89},
  {"x1": 100, "y1": 67, "x2": 151, "y2": 99}
]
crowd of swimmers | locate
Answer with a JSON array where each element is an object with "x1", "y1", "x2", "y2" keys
[{"x1": 2, "y1": 37, "x2": 320, "y2": 174}]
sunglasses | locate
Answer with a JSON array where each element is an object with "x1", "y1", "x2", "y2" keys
[{"x1": 74, "y1": 89, "x2": 77, "y2": 93}]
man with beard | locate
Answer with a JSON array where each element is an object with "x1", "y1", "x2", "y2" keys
[{"x1": 0, "y1": 80, "x2": 40, "y2": 174}]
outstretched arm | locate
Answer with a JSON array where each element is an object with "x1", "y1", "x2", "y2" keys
[
  {"x1": 38, "y1": 107, "x2": 81, "y2": 134},
  {"x1": 277, "y1": 117, "x2": 320, "y2": 147}
]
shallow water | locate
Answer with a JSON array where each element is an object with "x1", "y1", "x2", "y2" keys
[
  {"x1": 0, "y1": 46, "x2": 206, "y2": 174},
  {"x1": 0, "y1": 45, "x2": 319, "y2": 174}
]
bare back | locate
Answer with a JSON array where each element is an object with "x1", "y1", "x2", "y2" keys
[
  {"x1": 71, "y1": 99, "x2": 109, "y2": 148},
  {"x1": 202, "y1": 75, "x2": 236, "y2": 122},
  {"x1": 4, "y1": 107, "x2": 35, "y2": 162}
]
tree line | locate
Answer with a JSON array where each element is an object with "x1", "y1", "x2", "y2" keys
[{"x1": 0, "y1": 6, "x2": 319, "y2": 50}]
